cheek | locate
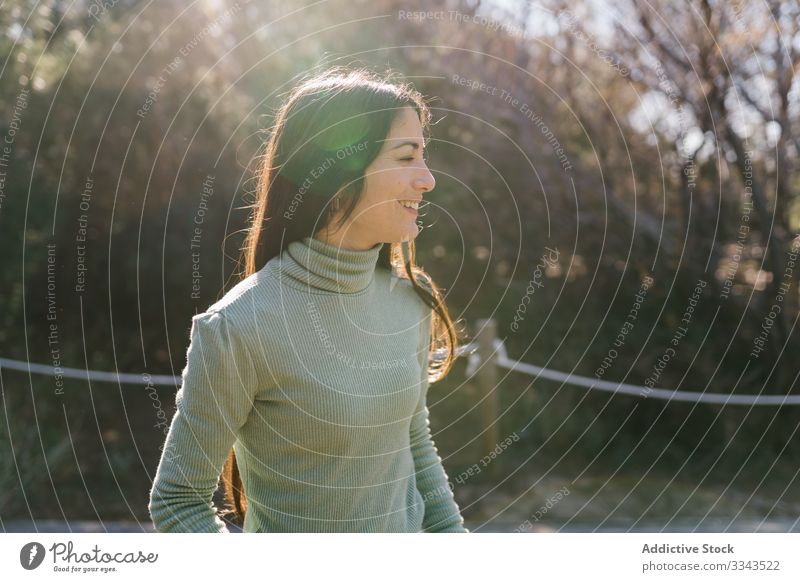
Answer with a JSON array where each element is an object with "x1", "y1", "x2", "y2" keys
[{"x1": 358, "y1": 171, "x2": 403, "y2": 215}]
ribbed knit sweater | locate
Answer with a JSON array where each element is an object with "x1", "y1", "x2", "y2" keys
[{"x1": 148, "y1": 236, "x2": 468, "y2": 533}]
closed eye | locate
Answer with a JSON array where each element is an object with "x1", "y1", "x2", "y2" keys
[{"x1": 398, "y1": 153, "x2": 428, "y2": 162}]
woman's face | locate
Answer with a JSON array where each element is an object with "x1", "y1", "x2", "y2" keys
[{"x1": 317, "y1": 106, "x2": 436, "y2": 250}]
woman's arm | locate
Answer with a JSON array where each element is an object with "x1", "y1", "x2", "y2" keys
[
  {"x1": 148, "y1": 310, "x2": 257, "y2": 533},
  {"x1": 409, "y1": 312, "x2": 469, "y2": 533}
]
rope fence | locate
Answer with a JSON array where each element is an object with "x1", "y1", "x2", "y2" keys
[
  {"x1": 3, "y1": 318, "x2": 799, "y2": 409},
  {"x1": 0, "y1": 356, "x2": 180, "y2": 386},
  {"x1": 5, "y1": 318, "x2": 799, "y2": 460},
  {"x1": 456, "y1": 340, "x2": 800, "y2": 406}
]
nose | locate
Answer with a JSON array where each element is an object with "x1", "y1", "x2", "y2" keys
[{"x1": 415, "y1": 166, "x2": 435, "y2": 193}]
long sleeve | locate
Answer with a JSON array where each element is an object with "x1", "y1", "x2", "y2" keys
[
  {"x1": 148, "y1": 310, "x2": 258, "y2": 533},
  {"x1": 409, "y1": 311, "x2": 469, "y2": 533}
]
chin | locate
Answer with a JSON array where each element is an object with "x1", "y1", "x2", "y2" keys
[{"x1": 397, "y1": 228, "x2": 420, "y2": 244}]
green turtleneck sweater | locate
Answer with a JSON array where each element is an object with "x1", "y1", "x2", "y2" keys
[{"x1": 148, "y1": 236, "x2": 468, "y2": 533}]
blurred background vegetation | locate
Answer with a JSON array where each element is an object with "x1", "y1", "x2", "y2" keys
[{"x1": 1, "y1": 0, "x2": 799, "y2": 531}]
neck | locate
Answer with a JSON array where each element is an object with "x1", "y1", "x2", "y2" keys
[
  {"x1": 313, "y1": 228, "x2": 380, "y2": 252},
  {"x1": 277, "y1": 235, "x2": 386, "y2": 294}
]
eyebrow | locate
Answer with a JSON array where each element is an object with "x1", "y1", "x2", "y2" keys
[{"x1": 389, "y1": 140, "x2": 422, "y2": 151}]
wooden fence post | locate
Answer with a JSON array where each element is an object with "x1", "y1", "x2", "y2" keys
[{"x1": 475, "y1": 318, "x2": 499, "y2": 467}]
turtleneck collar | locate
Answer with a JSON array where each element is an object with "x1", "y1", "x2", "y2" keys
[{"x1": 278, "y1": 236, "x2": 385, "y2": 294}]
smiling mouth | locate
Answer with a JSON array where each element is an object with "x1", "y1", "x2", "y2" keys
[{"x1": 398, "y1": 200, "x2": 420, "y2": 214}]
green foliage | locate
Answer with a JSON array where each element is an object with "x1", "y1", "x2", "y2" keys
[{"x1": 2, "y1": 0, "x2": 799, "y2": 524}]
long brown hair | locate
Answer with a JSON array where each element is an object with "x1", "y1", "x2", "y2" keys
[{"x1": 221, "y1": 66, "x2": 459, "y2": 525}]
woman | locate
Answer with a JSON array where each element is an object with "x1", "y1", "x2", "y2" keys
[{"x1": 148, "y1": 67, "x2": 468, "y2": 533}]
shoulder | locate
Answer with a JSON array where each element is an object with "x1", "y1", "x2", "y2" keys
[
  {"x1": 375, "y1": 269, "x2": 434, "y2": 349},
  {"x1": 376, "y1": 268, "x2": 432, "y2": 316},
  {"x1": 198, "y1": 269, "x2": 283, "y2": 339}
]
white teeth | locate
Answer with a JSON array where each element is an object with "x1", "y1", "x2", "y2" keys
[{"x1": 399, "y1": 200, "x2": 419, "y2": 210}]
